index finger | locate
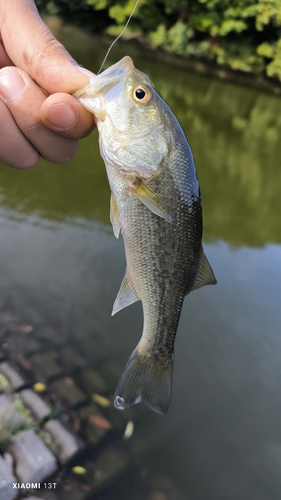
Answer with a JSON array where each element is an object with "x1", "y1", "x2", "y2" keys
[{"x1": 0, "y1": 0, "x2": 94, "y2": 94}]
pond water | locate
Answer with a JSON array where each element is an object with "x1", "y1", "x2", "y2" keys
[{"x1": 1, "y1": 22, "x2": 281, "y2": 500}]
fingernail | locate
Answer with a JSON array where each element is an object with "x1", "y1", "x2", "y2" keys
[
  {"x1": 74, "y1": 65, "x2": 96, "y2": 78},
  {"x1": 46, "y1": 103, "x2": 78, "y2": 130},
  {"x1": 0, "y1": 69, "x2": 26, "y2": 100}
]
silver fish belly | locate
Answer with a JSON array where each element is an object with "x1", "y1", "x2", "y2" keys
[{"x1": 74, "y1": 56, "x2": 216, "y2": 414}]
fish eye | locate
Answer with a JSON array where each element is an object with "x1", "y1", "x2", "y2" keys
[
  {"x1": 135, "y1": 88, "x2": 146, "y2": 99},
  {"x1": 132, "y1": 84, "x2": 152, "y2": 104}
]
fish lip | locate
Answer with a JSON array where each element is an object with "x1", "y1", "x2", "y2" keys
[
  {"x1": 73, "y1": 56, "x2": 134, "y2": 99},
  {"x1": 98, "y1": 56, "x2": 134, "y2": 82}
]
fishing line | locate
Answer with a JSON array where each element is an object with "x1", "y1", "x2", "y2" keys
[{"x1": 97, "y1": 0, "x2": 141, "y2": 75}]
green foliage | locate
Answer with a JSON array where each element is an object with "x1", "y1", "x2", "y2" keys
[
  {"x1": 266, "y1": 39, "x2": 281, "y2": 77},
  {"x1": 0, "y1": 398, "x2": 37, "y2": 453},
  {"x1": 35, "y1": 0, "x2": 281, "y2": 81},
  {"x1": 109, "y1": 0, "x2": 142, "y2": 24},
  {"x1": 87, "y1": 0, "x2": 108, "y2": 8},
  {"x1": 214, "y1": 41, "x2": 264, "y2": 72},
  {"x1": 257, "y1": 41, "x2": 275, "y2": 57},
  {"x1": 255, "y1": 0, "x2": 281, "y2": 30},
  {"x1": 35, "y1": 0, "x2": 112, "y2": 31},
  {"x1": 0, "y1": 374, "x2": 9, "y2": 391}
]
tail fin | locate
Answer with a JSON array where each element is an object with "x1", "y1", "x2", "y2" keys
[{"x1": 114, "y1": 346, "x2": 173, "y2": 414}]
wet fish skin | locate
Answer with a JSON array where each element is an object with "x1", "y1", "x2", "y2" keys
[{"x1": 74, "y1": 57, "x2": 216, "y2": 414}]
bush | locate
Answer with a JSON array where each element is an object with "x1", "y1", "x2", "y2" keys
[{"x1": 35, "y1": 0, "x2": 281, "y2": 81}]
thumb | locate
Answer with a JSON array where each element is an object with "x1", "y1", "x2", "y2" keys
[{"x1": 0, "y1": 0, "x2": 94, "y2": 94}]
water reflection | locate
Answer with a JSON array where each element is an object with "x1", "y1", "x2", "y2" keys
[
  {"x1": 0, "y1": 130, "x2": 109, "y2": 225},
  {"x1": 0, "y1": 28, "x2": 281, "y2": 246},
  {"x1": 0, "y1": 22, "x2": 281, "y2": 500}
]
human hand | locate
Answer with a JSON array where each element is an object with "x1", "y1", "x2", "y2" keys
[{"x1": 0, "y1": 0, "x2": 95, "y2": 168}]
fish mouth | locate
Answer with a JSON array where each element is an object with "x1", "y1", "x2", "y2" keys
[
  {"x1": 98, "y1": 56, "x2": 134, "y2": 83},
  {"x1": 74, "y1": 56, "x2": 134, "y2": 99}
]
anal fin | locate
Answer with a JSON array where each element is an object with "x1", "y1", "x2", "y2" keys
[
  {"x1": 191, "y1": 247, "x2": 217, "y2": 292},
  {"x1": 128, "y1": 181, "x2": 172, "y2": 223},
  {"x1": 112, "y1": 270, "x2": 140, "y2": 316}
]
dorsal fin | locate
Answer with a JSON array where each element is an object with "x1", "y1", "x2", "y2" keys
[{"x1": 190, "y1": 248, "x2": 217, "y2": 292}]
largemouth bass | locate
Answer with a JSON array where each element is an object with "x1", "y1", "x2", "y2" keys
[{"x1": 74, "y1": 56, "x2": 216, "y2": 414}]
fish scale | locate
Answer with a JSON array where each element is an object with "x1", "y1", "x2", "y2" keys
[{"x1": 74, "y1": 56, "x2": 216, "y2": 414}]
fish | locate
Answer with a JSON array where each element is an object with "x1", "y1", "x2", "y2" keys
[{"x1": 74, "y1": 56, "x2": 216, "y2": 414}]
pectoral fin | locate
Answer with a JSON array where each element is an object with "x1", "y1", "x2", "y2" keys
[
  {"x1": 128, "y1": 181, "x2": 173, "y2": 223},
  {"x1": 112, "y1": 270, "x2": 140, "y2": 316},
  {"x1": 110, "y1": 193, "x2": 121, "y2": 238},
  {"x1": 190, "y1": 248, "x2": 217, "y2": 292}
]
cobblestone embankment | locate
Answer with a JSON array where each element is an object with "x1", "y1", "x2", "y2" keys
[{"x1": 0, "y1": 310, "x2": 185, "y2": 500}]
